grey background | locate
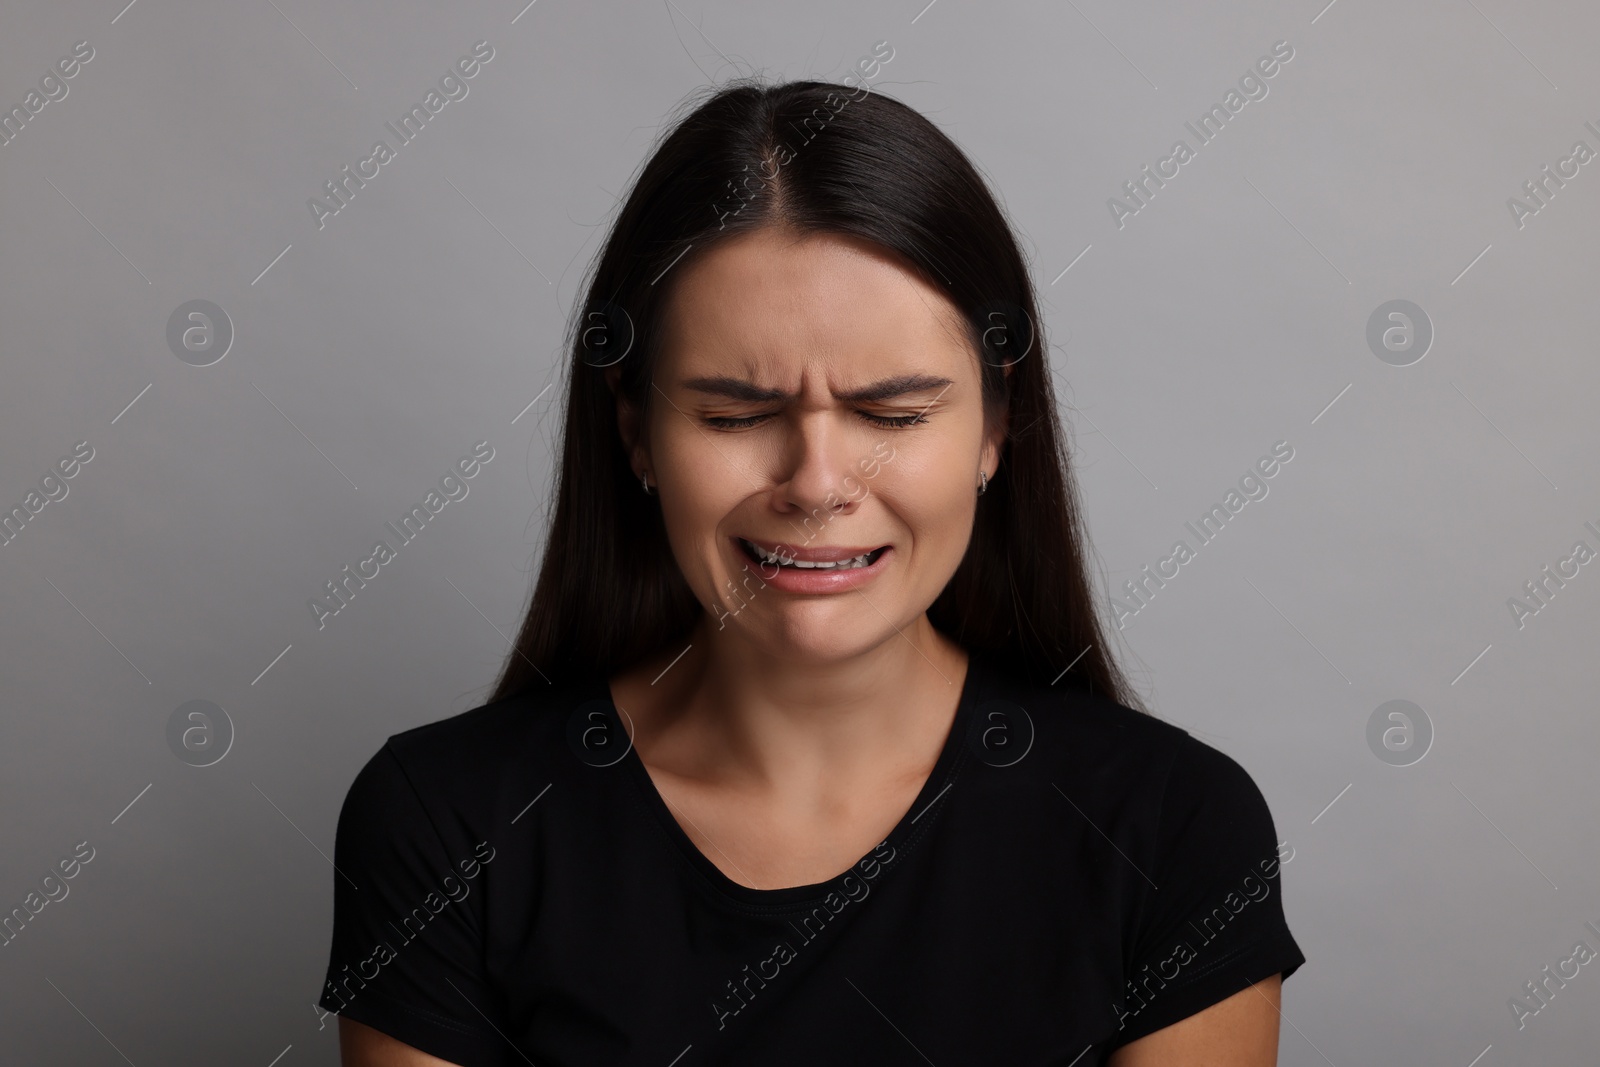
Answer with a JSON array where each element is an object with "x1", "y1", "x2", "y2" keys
[{"x1": 2, "y1": 0, "x2": 1597, "y2": 1063}]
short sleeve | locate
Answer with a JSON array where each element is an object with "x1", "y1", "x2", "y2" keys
[
  {"x1": 1108, "y1": 735, "x2": 1306, "y2": 1048},
  {"x1": 318, "y1": 743, "x2": 510, "y2": 1066}
]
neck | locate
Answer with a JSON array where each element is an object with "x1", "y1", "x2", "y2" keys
[{"x1": 617, "y1": 613, "x2": 970, "y2": 792}]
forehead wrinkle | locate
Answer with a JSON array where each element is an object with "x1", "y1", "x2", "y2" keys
[
  {"x1": 664, "y1": 229, "x2": 972, "y2": 402},
  {"x1": 687, "y1": 307, "x2": 962, "y2": 406}
]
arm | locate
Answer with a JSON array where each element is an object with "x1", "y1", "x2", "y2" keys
[
  {"x1": 1107, "y1": 973, "x2": 1282, "y2": 1067},
  {"x1": 1105, "y1": 735, "x2": 1305, "y2": 1062},
  {"x1": 318, "y1": 744, "x2": 510, "y2": 1065},
  {"x1": 340, "y1": 1016, "x2": 467, "y2": 1067}
]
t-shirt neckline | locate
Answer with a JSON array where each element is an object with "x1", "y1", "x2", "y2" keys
[{"x1": 591, "y1": 647, "x2": 989, "y2": 910}]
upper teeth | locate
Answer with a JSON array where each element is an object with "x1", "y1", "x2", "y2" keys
[{"x1": 744, "y1": 540, "x2": 875, "y2": 569}]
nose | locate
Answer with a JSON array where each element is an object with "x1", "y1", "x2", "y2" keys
[{"x1": 771, "y1": 410, "x2": 864, "y2": 520}]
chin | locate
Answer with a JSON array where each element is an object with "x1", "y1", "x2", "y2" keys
[{"x1": 728, "y1": 608, "x2": 902, "y2": 664}]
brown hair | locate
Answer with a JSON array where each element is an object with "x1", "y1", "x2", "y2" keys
[{"x1": 488, "y1": 78, "x2": 1143, "y2": 711}]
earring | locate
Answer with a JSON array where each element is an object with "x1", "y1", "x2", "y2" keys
[
  {"x1": 641, "y1": 471, "x2": 654, "y2": 495},
  {"x1": 978, "y1": 470, "x2": 988, "y2": 496}
]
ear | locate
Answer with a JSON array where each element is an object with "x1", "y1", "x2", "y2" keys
[
  {"x1": 981, "y1": 364, "x2": 1011, "y2": 480},
  {"x1": 981, "y1": 408, "x2": 1007, "y2": 481},
  {"x1": 605, "y1": 365, "x2": 651, "y2": 481}
]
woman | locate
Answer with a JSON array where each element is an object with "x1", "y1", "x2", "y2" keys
[{"x1": 319, "y1": 77, "x2": 1305, "y2": 1066}]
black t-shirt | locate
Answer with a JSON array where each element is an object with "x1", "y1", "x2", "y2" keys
[{"x1": 318, "y1": 647, "x2": 1305, "y2": 1065}]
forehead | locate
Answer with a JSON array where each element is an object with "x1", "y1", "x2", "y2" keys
[{"x1": 657, "y1": 227, "x2": 972, "y2": 380}]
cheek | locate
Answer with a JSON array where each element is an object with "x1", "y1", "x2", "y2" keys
[
  {"x1": 875, "y1": 464, "x2": 972, "y2": 551},
  {"x1": 659, "y1": 482, "x2": 730, "y2": 564},
  {"x1": 654, "y1": 447, "x2": 748, "y2": 582}
]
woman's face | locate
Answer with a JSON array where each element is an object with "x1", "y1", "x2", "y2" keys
[{"x1": 616, "y1": 226, "x2": 1005, "y2": 664}]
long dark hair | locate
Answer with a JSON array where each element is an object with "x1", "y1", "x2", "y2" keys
[{"x1": 488, "y1": 77, "x2": 1144, "y2": 712}]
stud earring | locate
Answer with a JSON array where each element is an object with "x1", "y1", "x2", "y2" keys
[{"x1": 978, "y1": 470, "x2": 988, "y2": 496}]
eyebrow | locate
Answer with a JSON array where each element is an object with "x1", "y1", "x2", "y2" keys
[{"x1": 680, "y1": 373, "x2": 955, "y2": 404}]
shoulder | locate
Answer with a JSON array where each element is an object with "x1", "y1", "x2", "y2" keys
[
  {"x1": 966, "y1": 649, "x2": 1195, "y2": 792},
  {"x1": 336, "y1": 674, "x2": 607, "y2": 830},
  {"x1": 965, "y1": 650, "x2": 1284, "y2": 866}
]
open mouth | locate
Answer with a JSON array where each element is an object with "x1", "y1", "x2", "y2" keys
[{"x1": 737, "y1": 538, "x2": 889, "y2": 571}]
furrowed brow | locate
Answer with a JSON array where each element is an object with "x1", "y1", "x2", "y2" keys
[
  {"x1": 680, "y1": 377, "x2": 788, "y2": 402},
  {"x1": 680, "y1": 374, "x2": 954, "y2": 403}
]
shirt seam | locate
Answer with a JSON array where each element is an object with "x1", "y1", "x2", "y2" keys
[
  {"x1": 380, "y1": 743, "x2": 460, "y2": 876},
  {"x1": 326, "y1": 984, "x2": 502, "y2": 1039},
  {"x1": 1146, "y1": 732, "x2": 1190, "y2": 893},
  {"x1": 1107, "y1": 937, "x2": 1305, "y2": 1049},
  {"x1": 376, "y1": 740, "x2": 492, "y2": 949},
  {"x1": 1125, "y1": 731, "x2": 1191, "y2": 967}
]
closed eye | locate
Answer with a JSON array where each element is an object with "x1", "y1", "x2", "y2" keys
[{"x1": 859, "y1": 412, "x2": 928, "y2": 428}]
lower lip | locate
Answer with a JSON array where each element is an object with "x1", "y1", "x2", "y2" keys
[{"x1": 731, "y1": 538, "x2": 892, "y2": 594}]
